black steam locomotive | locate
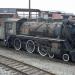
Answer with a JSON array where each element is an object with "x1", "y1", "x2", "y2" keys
[{"x1": 0, "y1": 18, "x2": 75, "y2": 62}]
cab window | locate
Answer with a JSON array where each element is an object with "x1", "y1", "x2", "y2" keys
[{"x1": 5, "y1": 22, "x2": 13, "y2": 30}]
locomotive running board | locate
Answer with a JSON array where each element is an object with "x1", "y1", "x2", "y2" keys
[{"x1": 15, "y1": 35, "x2": 65, "y2": 42}]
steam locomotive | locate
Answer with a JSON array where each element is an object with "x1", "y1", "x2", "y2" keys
[{"x1": 0, "y1": 18, "x2": 75, "y2": 62}]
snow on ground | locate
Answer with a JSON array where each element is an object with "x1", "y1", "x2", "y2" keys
[{"x1": 0, "y1": 47, "x2": 75, "y2": 75}]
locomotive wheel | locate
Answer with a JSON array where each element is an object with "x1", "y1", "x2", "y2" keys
[
  {"x1": 26, "y1": 40, "x2": 35, "y2": 53},
  {"x1": 62, "y1": 54, "x2": 70, "y2": 62},
  {"x1": 48, "y1": 53, "x2": 54, "y2": 59},
  {"x1": 38, "y1": 46, "x2": 47, "y2": 56},
  {"x1": 14, "y1": 38, "x2": 21, "y2": 50},
  {"x1": 4, "y1": 40, "x2": 9, "y2": 47}
]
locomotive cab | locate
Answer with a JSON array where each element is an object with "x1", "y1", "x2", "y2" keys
[{"x1": 4, "y1": 18, "x2": 20, "y2": 36}]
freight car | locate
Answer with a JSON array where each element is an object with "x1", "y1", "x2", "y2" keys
[{"x1": 0, "y1": 18, "x2": 75, "y2": 62}]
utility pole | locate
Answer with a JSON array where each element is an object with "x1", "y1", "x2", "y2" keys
[{"x1": 29, "y1": 0, "x2": 31, "y2": 19}]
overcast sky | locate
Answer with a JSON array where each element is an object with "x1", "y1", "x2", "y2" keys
[{"x1": 0, "y1": 0, "x2": 75, "y2": 14}]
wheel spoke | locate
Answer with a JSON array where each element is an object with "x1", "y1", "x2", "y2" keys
[
  {"x1": 48, "y1": 53, "x2": 54, "y2": 59},
  {"x1": 38, "y1": 46, "x2": 47, "y2": 56},
  {"x1": 26, "y1": 40, "x2": 35, "y2": 53},
  {"x1": 14, "y1": 38, "x2": 21, "y2": 50}
]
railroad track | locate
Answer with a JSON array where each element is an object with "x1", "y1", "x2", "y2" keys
[
  {"x1": 0, "y1": 64, "x2": 24, "y2": 75},
  {"x1": 0, "y1": 55, "x2": 54, "y2": 75},
  {"x1": 0, "y1": 45, "x2": 75, "y2": 65}
]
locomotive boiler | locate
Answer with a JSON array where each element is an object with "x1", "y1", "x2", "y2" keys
[{"x1": 0, "y1": 18, "x2": 75, "y2": 62}]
